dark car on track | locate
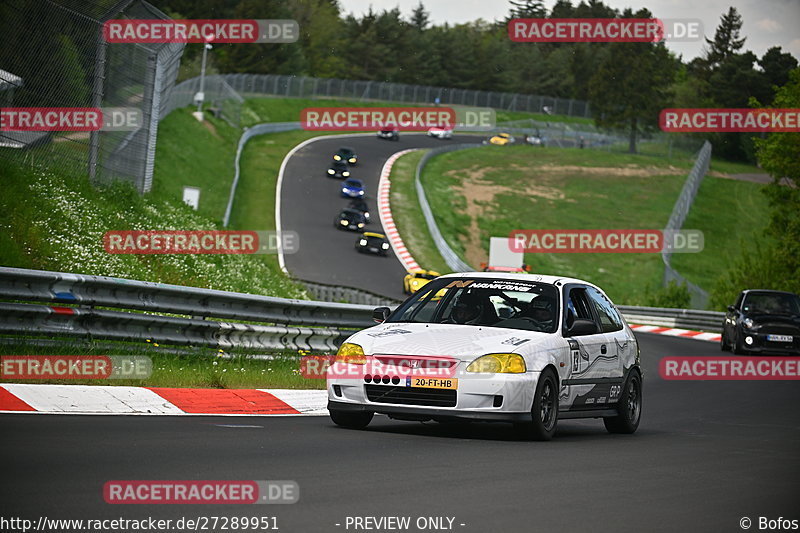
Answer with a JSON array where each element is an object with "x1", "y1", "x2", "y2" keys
[
  {"x1": 335, "y1": 208, "x2": 366, "y2": 231},
  {"x1": 327, "y1": 160, "x2": 351, "y2": 179},
  {"x1": 355, "y1": 232, "x2": 390, "y2": 256},
  {"x1": 348, "y1": 198, "x2": 370, "y2": 223},
  {"x1": 377, "y1": 129, "x2": 399, "y2": 141},
  {"x1": 333, "y1": 147, "x2": 358, "y2": 165},
  {"x1": 721, "y1": 290, "x2": 800, "y2": 355}
]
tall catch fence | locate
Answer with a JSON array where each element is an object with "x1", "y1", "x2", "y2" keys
[
  {"x1": 663, "y1": 141, "x2": 713, "y2": 308},
  {"x1": 0, "y1": 0, "x2": 184, "y2": 194}
]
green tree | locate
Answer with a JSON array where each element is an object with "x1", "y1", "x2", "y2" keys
[
  {"x1": 710, "y1": 69, "x2": 800, "y2": 307},
  {"x1": 507, "y1": 0, "x2": 546, "y2": 19},
  {"x1": 588, "y1": 9, "x2": 676, "y2": 153},
  {"x1": 702, "y1": 6, "x2": 746, "y2": 68},
  {"x1": 759, "y1": 46, "x2": 799, "y2": 98}
]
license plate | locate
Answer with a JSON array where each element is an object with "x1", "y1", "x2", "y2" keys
[
  {"x1": 767, "y1": 334, "x2": 793, "y2": 343},
  {"x1": 369, "y1": 247, "x2": 378, "y2": 252},
  {"x1": 408, "y1": 377, "x2": 458, "y2": 390}
]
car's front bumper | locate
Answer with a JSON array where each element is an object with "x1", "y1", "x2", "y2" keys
[
  {"x1": 327, "y1": 370, "x2": 538, "y2": 421},
  {"x1": 739, "y1": 330, "x2": 800, "y2": 354}
]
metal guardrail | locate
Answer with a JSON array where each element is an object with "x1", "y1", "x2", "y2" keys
[
  {"x1": 0, "y1": 268, "x2": 724, "y2": 350},
  {"x1": 416, "y1": 143, "x2": 482, "y2": 272},
  {"x1": 223, "y1": 121, "x2": 302, "y2": 227},
  {"x1": 618, "y1": 305, "x2": 724, "y2": 333},
  {"x1": 0, "y1": 267, "x2": 375, "y2": 350}
]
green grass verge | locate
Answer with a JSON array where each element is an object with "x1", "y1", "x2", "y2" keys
[
  {"x1": 388, "y1": 150, "x2": 451, "y2": 274},
  {"x1": 150, "y1": 108, "x2": 241, "y2": 224},
  {"x1": 669, "y1": 176, "x2": 770, "y2": 290},
  {"x1": 0, "y1": 342, "x2": 324, "y2": 389},
  {"x1": 0, "y1": 150, "x2": 305, "y2": 298},
  {"x1": 420, "y1": 146, "x2": 694, "y2": 305}
]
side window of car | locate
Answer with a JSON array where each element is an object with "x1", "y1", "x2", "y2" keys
[
  {"x1": 566, "y1": 288, "x2": 594, "y2": 328},
  {"x1": 587, "y1": 287, "x2": 624, "y2": 333},
  {"x1": 734, "y1": 292, "x2": 744, "y2": 310}
]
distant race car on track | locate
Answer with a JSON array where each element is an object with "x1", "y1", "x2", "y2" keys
[
  {"x1": 377, "y1": 129, "x2": 399, "y2": 141},
  {"x1": 327, "y1": 273, "x2": 642, "y2": 441},
  {"x1": 403, "y1": 269, "x2": 441, "y2": 295},
  {"x1": 348, "y1": 198, "x2": 371, "y2": 223},
  {"x1": 485, "y1": 132, "x2": 515, "y2": 145},
  {"x1": 721, "y1": 289, "x2": 800, "y2": 355},
  {"x1": 327, "y1": 160, "x2": 350, "y2": 179},
  {"x1": 355, "y1": 232, "x2": 390, "y2": 256},
  {"x1": 334, "y1": 208, "x2": 366, "y2": 231},
  {"x1": 333, "y1": 147, "x2": 358, "y2": 165},
  {"x1": 340, "y1": 178, "x2": 365, "y2": 198},
  {"x1": 427, "y1": 126, "x2": 453, "y2": 139}
]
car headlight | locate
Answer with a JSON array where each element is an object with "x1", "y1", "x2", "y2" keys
[
  {"x1": 359, "y1": 239, "x2": 367, "y2": 246},
  {"x1": 364, "y1": 212, "x2": 370, "y2": 219},
  {"x1": 381, "y1": 243, "x2": 389, "y2": 249},
  {"x1": 358, "y1": 190, "x2": 364, "y2": 195},
  {"x1": 743, "y1": 318, "x2": 755, "y2": 329},
  {"x1": 357, "y1": 223, "x2": 365, "y2": 228},
  {"x1": 342, "y1": 171, "x2": 350, "y2": 177},
  {"x1": 340, "y1": 220, "x2": 348, "y2": 225},
  {"x1": 467, "y1": 353, "x2": 526, "y2": 374},
  {"x1": 349, "y1": 158, "x2": 356, "y2": 163},
  {"x1": 342, "y1": 188, "x2": 348, "y2": 193},
  {"x1": 333, "y1": 155, "x2": 341, "y2": 161},
  {"x1": 327, "y1": 169, "x2": 335, "y2": 175},
  {"x1": 335, "y1": 343, "x2": 366, "y2": 365}
]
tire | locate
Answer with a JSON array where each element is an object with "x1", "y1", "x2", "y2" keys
[
  {"x1": 720, "y1": 330, "x2": 731, "y2": 351},
  {"x1": 604, "y1": 370, "x2": 642, "y2": 434},
  {"x1": 733, "y1": 329, "x2": 748, "y2": 355},
  {"x1": 329, "y1": 408, "x2": 373, "y2": 429},
  {"x1": 514, "y1": 369, "x2": 558, "y2": 441}
]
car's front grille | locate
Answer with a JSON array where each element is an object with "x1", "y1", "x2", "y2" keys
[{"x1": 365, "y1": 385, "x2": 456, "y2": 407}]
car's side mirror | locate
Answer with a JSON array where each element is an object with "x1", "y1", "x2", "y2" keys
[
  {"x1": 727, "y1": 305, "x2": 736, "y2": 313},
  {"x1": 373, "y1": 307, "x2": 390, "y2": 324},
  {"x1": 567, "y1": 318, "x2": 598, "y2": 337}
]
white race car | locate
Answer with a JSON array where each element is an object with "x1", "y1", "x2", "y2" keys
[
  {"x1": 327, "y1": 272, "x2": 642, "y2": 440},
  {"x1": 427, "y1": 125, "x2": 453, "y2": 139}
]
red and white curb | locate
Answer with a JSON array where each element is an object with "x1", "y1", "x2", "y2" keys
[
  {"x1": 0, "y1": 384, "x2": 328, "y2": 416},
  {"x1": 629, "y1": 324, "x2": 721, "y2": 343},
  {"x1": 378, "y1": 149, "x2": 422, "y2": 272}
]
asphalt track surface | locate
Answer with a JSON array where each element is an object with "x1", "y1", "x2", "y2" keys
[
  {"x1": 3, "y1": 334, "x2": 799, "y2": 533},
  {"x1": 280, "y1": 133, "x2": 482, "y2": 301}
]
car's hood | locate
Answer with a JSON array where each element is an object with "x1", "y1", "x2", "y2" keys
[
  {"x1": 747, "y1": 314, "x2": 800, "y2": 332},
  {"x1": 349, "y1": 322, "x2": 555, "y2": 362}
]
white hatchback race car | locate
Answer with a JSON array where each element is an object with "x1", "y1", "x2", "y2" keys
[{"x1": 327, "y1": 273, "x2": 642, "y2": 440}]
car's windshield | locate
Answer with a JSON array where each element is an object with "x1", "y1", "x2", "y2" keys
[
  {"x1": 344, "y1": 179, "x2": 360, "y2": 187},
  {"x1": 365, "y1": 236, "x2": 385, "y2": 246},
  {"x1": 388, "y1": 277, "x2": 560, "y2": 333},
  {"x1": 742, "y1": 292, "x2": 800, "y2": 316}
]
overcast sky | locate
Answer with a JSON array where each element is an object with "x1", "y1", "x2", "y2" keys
[{"x1": 337, "y1": 0, "x2": 800, "y2": 61}]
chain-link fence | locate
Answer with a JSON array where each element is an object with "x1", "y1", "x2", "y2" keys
[
  {"x1": 164, "y1": 73, "x2": 592, "y2": 122},
  {"x1": 0, "y1": 0, "x2": 184, "y2": 194},
  {"x1": 663, "y1": 141, "x2": 712, "y2": 308},
  {"x1": 162, "y1": 74, "x2": 244, "y2": 128}
]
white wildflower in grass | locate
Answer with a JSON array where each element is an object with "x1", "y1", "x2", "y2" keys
[{"x1": 15, "y1": 166, "x2": 308, "y2": 299}]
